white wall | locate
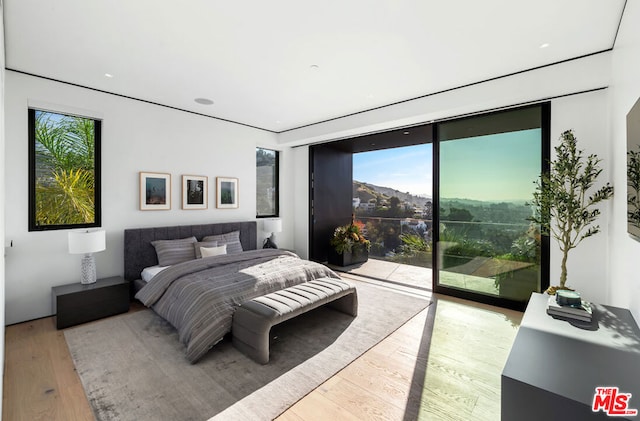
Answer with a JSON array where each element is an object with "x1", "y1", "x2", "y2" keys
[
  {"x1": 4, "y1": 72, "x2": 280, "y2": 324},
  {"x1": 609, "y1": 0, "x2": 640, "y2": 321},
  {"x1": 550, "y1": 91, "x2": 611, "y2": 303},
  {"x1": 285, "y1": 54, "x2": 612, "y2": 304},
  {"x1": 1, "y1": 3, "x2": 7, "y2": 415}
]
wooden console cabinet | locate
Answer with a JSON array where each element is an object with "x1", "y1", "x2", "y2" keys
[
  {"x1": 52, "y1": 276, "x2": 130, "y2": 329},
  {"x1": 502, "y1": 293, "x2": 640, "y2": 420}
]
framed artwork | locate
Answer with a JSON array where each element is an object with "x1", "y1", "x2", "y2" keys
[
  {"x1": 140, "y1": 172, "x2": 171, "y2": 210},
  {"x1": 182, "y1": 175, "x2": 208, "y2": 210},
  {"x1": 216, "y1": 177, "x2": 239, "y2": 209}
]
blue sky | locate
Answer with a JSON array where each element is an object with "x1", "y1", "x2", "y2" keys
[
  {"x1": 353, "y1": 144, "x2": 432, "y2": 197},
  {"x1": 36, "y1": 110, "x2": 67, "y2": 123},
  {"x1": 440, "y1": 129, "x2": 541, "y2": 202},
  {"x1": 353, "y1": 129, "x2": 541, "y2": 202}
]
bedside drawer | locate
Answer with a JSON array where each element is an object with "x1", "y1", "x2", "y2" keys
[{"x1": 52, "y1": 276, "x2": 130, "y2": 329}]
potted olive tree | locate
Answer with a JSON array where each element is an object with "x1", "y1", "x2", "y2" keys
[{"x1": 529, "y1": 129, "x2": 613, "y2": 294}]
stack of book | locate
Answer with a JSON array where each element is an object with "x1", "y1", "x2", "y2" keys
[{"x1": 546, "y1": 294, "x2": 593, "y2": 322}]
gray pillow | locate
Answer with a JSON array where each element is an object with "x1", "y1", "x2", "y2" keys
[
  {"x1": 194, "y1": 241, "x2": 218, "y2": 259},
  {"x1": 151, "y1": 236, "x2": 197, "y2": 266},
  {"x1": 202, "y1": 230, "x2": 243, "y2": 254}
]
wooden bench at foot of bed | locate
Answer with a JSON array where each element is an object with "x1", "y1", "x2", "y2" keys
[{"x1": 231, "y1": 278, "x2": 358, "y2": 364}]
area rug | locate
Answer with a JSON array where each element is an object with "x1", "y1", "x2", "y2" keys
[{"x1": 65, "y1": 279, "x2": 431, "y2": 421}]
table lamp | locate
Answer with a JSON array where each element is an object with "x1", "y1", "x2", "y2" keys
[
  {"x1": 263, "y1": 219, "x2": 282, "y2": 249},
  {"x1": 68, "y1": 229, "x2": 106, "y2": 284}
]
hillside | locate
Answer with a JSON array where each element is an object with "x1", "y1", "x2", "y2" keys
[{"x1": 353, "y1": 180, "x2": 431, "y2": 207}]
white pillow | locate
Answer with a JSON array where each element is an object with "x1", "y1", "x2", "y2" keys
[
  {"x1": 194, "y1": 241, "x2": 218, "y2": 259},
  {"x1": 141, "y1": 265, "x2": 169, "y2": 282},
  {"x1": 200, "y1": 244, "x2": 227, "y2": 258}
]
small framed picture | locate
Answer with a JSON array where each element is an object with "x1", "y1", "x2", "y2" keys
[
  {"x1": 140, "y1": 172, "x2": 171, "y2": 210},
  {"x1": 216, "y1": 177, "x2": 239, "y2": 209},
  {"x1": 182, "y1": 175, "x2": 208, "y2": 210}
]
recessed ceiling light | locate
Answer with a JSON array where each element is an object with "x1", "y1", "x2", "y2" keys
[
  {"x1": 539, "y1": 43, "x2": 550, "y2": 49},
  {"x1": 104, "y1": 73, "x2": 114, "y2": 78},
  {"x1": 194, "y1": 98, "x2": 214, "y2": 105}
]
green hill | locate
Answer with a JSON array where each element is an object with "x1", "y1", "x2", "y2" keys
[{"x1": 353, "y1": 180, "x2": 430, "y2": 207}]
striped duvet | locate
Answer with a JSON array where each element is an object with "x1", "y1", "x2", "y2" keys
[{"x1": 135, "y1": 249, "x2": 340, "y2": 363}]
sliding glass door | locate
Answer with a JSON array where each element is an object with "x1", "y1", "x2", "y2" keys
[
  {"x1": 309, "y1": 103, "x2": 549, "y2": 309},
  {"x1": 435, "y1": 104, "x2": 550, "y2": 309}
]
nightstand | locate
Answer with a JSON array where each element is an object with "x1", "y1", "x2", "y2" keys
[
  {"x1": 502, "y1": 293, "x2": 640, "y2": 420},
  {"x1": 52, "y1": 276, "x2": 130, "y2": 329}
]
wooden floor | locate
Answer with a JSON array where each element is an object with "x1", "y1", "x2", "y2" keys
[{"x1": 3, "y1": 286, "x2": 522, "y2": 421}]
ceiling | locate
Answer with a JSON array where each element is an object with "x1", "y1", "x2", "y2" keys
[{"x1": 3, "y1": 0, "x2": 627, "y2": 133}]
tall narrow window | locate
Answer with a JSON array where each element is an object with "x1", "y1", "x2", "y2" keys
[
  {"x1": 256, "y1": 147, "x2": 279, "y2": 217},
  {"x1": 28, "y1": 109, "x2": 101, "y2": 231}
]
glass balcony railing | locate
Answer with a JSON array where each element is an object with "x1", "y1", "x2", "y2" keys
[
  {"x1": 355, "y1": 216, "x2": 434, "y2": 268},
  {"x1": 356, "y1": 216, "x2": 539, "y2": 285},
  {"x1": 437, "y1": 219, "x2": 541, "y2": 299}
]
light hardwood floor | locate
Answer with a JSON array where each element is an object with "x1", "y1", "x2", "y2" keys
[{"x1": 3, "y1": 283, "x2": 522, "y2": 421}]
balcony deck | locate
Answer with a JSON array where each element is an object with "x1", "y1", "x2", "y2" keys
[
  {"x1": 328, "y1": 258, "x2": 433, "y2": 291},
  {"x1": 328, "y1": 257, "x2": 432, "y2": 290},
  {"x1": 328, "y1": 257, "x2": 502, "y2": 296}
]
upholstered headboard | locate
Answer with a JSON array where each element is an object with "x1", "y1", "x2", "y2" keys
[{"x1": 123, "y1": 221, "x2": 257, "y2": 282}]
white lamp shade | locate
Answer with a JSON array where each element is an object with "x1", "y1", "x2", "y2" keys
[
  {"x1": 68, "y1": 230, "x2": 106, "y2": 254},
  {"x1": 263, "y1": 219, "x2": 282, "y2": 234}
]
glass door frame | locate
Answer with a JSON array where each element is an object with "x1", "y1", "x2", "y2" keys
[{"x1": 431, "y1": 103, "x2": 551, "y2": 311}]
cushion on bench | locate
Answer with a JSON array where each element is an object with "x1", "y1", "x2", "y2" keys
[{"x1": 232, "y1": 277, "x2": 358, "y2": 364}]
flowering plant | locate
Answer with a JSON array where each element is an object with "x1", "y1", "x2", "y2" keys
[{"x1": 330, "y1": 219, "x2": 371, "y2": 254}]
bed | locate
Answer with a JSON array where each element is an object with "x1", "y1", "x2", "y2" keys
[{"x1": 124, "y1": 221, "x2": 341, "y2": 363}]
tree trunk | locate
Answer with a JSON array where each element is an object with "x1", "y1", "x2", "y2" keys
[{"x1": 559, "y1": 247, "x2": 569, "y2": 288}]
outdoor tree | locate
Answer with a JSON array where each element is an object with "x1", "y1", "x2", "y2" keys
[
  {"x1": 35, "y1": 112, "x2": 96, "y2": 225},
  {"x1": 447, "y1": 207, "x2": 474, "y2": 222},
  {"x1": 389, "y1": 196, "x2": 401, "y2": 216},
  {"x1": 529, "y1": 129, "x2": 613, "y2": 291}
]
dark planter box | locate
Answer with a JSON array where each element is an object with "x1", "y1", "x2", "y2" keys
[
  {"x1": 441, "y1": 254, "x2": 473, "y2": 270},
  {"x1": 328, "y1": 247, "x2": 369, "y2": 266},
  {"x1": 497, "y1": 265, "x2": 540, "y2": 302}
]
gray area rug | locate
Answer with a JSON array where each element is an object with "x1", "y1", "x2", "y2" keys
[{"x1": 65, "y1": 279, "x2": 431, "y2": 421}]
